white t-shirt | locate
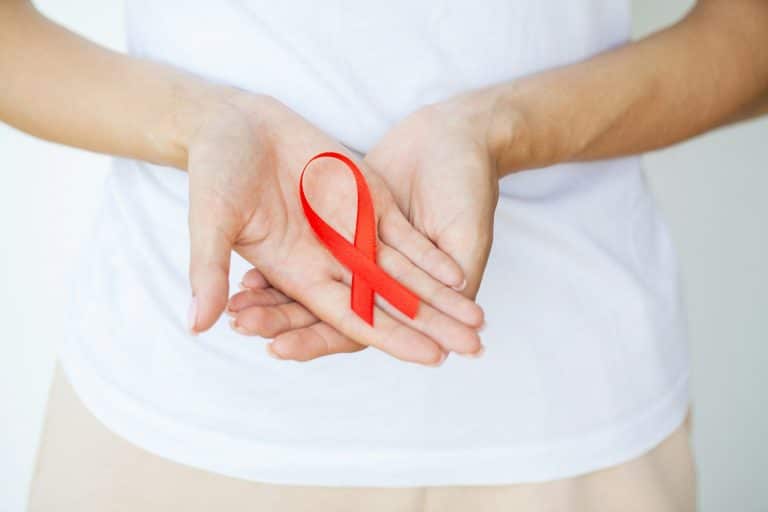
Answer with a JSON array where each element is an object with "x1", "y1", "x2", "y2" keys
[{"x1": 59, "y1": 0, "x2": 691, "y2": 486}]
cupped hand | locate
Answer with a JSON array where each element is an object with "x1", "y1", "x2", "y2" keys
[
  {"x1": 186, "y1": 93, "x2": 484, "y2": 365},
  {"x1": 229, "y1": 92, "x2": 504, "y2": 361}
]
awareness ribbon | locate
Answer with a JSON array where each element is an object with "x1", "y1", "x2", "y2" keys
[{"x1": 298, "y1": 152, "x2": 419, "y2": 325}]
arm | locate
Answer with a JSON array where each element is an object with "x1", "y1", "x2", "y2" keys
[
  {"x1": 727, "y1": 91, "x2": 768, "y2": 123},
  {"x1": 481, "y1": 0, "x2": 768, "y2": 175},
  {"x1": 231, "y1": 0, "x2": 768, "y2": 362},
  {"x1": 0, "y1": 0, "x2": 221, "y2": 168},
  {"x1": 0, "y1": 1, "x2": 484, "y2": 364}
]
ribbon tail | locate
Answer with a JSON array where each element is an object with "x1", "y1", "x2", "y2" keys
[
  {"x1": 351, "y1": 171, "x2": 376, "y2": 324},
  {"x1": 351, "y1": 275, "x2": 374, "y2": 324},
  {"x1": 348, "y1": 251, "x2": 420, "y2": 320}
]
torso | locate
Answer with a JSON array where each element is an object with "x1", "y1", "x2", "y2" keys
[{"x1": 58, "y1": 0, "x2": 691, "y2": 486}]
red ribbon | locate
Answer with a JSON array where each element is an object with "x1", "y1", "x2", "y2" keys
[{"x1": 298, "y1": 151, "x2": 419, "y2": 325}]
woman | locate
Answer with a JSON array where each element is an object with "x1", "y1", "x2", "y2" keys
[{"x1": 4, "y1": 0, "x2": 766, "y2": 510}]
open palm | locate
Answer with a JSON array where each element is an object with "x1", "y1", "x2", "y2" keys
[
  {"x1": 188, "y1": 94, "x2": 484, "y2": 366},
  {"x1": 228, "y1": 97, "x2": 500, "y2": 361}
]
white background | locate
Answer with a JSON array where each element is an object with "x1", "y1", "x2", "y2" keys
[{"x1": 1, "y1": 1, "x2": 766, "y2": 511}]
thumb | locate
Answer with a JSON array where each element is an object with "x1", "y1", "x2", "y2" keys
[
  {"x1": 437, "y1": 221, "x2": 493, "y2": 300},
  {"x1": 188, "y1": 205, "x2": 234, "y2": 335}
]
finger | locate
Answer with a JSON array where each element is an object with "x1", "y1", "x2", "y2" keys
[
  {"x1": 227, "y1": 287, "x2": 293, "y2": 314},
  {"x1": 239, "y1": 267, "x2": 270, "y2": 290},
  {"x1": 376, "y1": 243, "x2": 485, "y2": 329},
  {"x1": 368, "y1": 282, "x2": 482, "y2": 356},
  {"x1": 231, "y1": 301, "x2": 318, "y2": 338},
  {"x1": 268, "y1": 322, "x2": 365, "y2": 362},
  {"x1": 236, "y1": 291, "x2": 484, "y2": 359},
  {"x1": 232, "y1": 242, "x2": 484, "y2": 353},
  {"x1": 378, "y1": 207, "x2": 466, "y2": 290},
  {"x1": 188, "y1": 208, "x2": 234, "y2": 335},
  {"x1": 231, "y1": 292, "x2": 368, "y2": 360},
  {"x1": 299, "y1": 279, "x2": 446, "y2": 366},
  {"x1": 435, "y1": 219, "x2": 493, "y2": 299},
  {"x1": 323, "y1": 242, "x2": 482, "y2": 354}
]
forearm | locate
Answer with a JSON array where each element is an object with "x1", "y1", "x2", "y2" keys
[
  {"x1": 486, "y1": 0, "x2": 768, "y2": 175},
  {"x1": 727, "y1": 90, "x2": 768, "y2": 123},
  {"x1": 0, "y1": 1, "x2": 230, "y2": 169}
]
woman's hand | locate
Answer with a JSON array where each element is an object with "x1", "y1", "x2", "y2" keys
[
  {"x1": 228, "y1": 92, "x2": 505, "y2": 361},
  {"x1": 187, "y1": 93, "x2": 484, "y2": 366},
  {"x1": 368, "y1": 92, "x2": 502, "y2": 297}
]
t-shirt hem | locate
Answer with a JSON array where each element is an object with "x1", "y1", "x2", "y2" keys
[{"x1": 58, "y1": 340, "x2": 690, "y2": 487}]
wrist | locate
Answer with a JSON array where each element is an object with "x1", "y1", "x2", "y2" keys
[
  {"x1": 482, "y1": 85, "x2": 531, "y2": 176},
  {"x1": 484, "y1": 79, "x2": 580, "y2": 176},
  {"x1": 167, "y1": 81, "x2": 236, "y2": 169},
  {"x1": 429, "y1": 88, "x2": 513, "y2": 180},
  {"x1": 163, "y1": 78, "x2": 277, "y2": 170},
  {"x1": 440, "y1": 85, "x2": 541, "y2": 179}
]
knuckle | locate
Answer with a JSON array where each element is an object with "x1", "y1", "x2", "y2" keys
[
  {"x1": 265, "y1": 306, "x2": 293, "y2": 337},
  {"x1": 419, "y1": 306, "x2": 443, "y2": 336},
  {"x1": 312, "y1": 324, "x2": 336, "y2": 357},
  {"x1": 380, "y1": 322, "x2": 407, "y2": 352},
  {"x1": 421, "y1": 244, "x2": 454, "y2": 278},
  {"x1": 390, "y1": 251, "x2": 419, "y2": 286}
]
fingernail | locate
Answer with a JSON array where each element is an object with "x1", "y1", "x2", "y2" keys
[
  {"x1": 462, "y1": 345, "x2": 485, "y2": 359},
  {"x1": 452, "y1": 279, "x2": 467, "y2": 292},
  {"x1": 428, "y1": 351, "x2": 448, "y2": 367},
  {"x1": 238, "y1": 281, "x2": 248, "y2": 290},
  {"x1": 265, "y1": 343, "x2": 281, "y2": 359},
  {"x1": 229, "y1": 317, "x2": 247, "y2": 335},
  {"x1": 187, "y1": 296, "x2": 198, "y2": 335}
]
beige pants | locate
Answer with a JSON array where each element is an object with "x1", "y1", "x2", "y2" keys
[{"x1": 28, "y1": 364, "x2": 697, "y2": 511}]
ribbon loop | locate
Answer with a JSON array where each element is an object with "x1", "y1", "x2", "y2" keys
[{"x1": 298, "y1": 152, "x2": 419, "y2": 325}]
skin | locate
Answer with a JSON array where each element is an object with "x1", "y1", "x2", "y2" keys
[
  {"x1": 0, "y1": 0, "x2": 484, "y2": 367},
  {"x1": 229, "y1": 0, "x2": 768, "y2": 361},
  {"x1": 229, "y1": 97, "x2": 502, "y2": 360},
  {"x1": 1, "y1": 1, "x2": 767, "y2": 364},
  {"x1": 186, "y1": 95, "x2": 485, "y2": 365}
]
